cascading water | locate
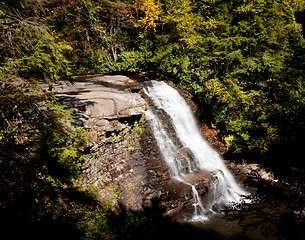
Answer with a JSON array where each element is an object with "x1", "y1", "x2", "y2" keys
[{"x1": 144, "y1": 80, "x2": 248, "y2": 222}]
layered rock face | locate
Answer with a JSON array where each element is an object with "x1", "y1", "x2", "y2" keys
[
  {"x1": 53, "y1": 75, "x2": 146, "y2": 133},
  {"x1": 53, "y1": 75, "x2": 212, "y2": 221}
]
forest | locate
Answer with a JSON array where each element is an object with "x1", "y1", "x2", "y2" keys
[{"x1": 1, "y1": 0, "x2": 305, "y2": 239}]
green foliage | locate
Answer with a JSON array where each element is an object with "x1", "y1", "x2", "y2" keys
[
  {"x1": 0, "y1": 6, "x2": 72, "y2": 84},
  {"x1": 0, "y1": 77, "x2": 115, "y2": 239},
  {"x1": 47, "y1": 0, "x2": 143, "y2": 74},
  {"x1": 115, "y1": 210, "x2": 148, "y2": 239},
  {"x1": 0, "y1": 78, "x2": 82, "y2": 189},
  {"x1": 202, "y1": 0, "x2": 305, "y2": 154},
  {"x1": 143, "y1": 0, "x2": 204, "y2": 81},
  {"x1": 0, "y1": 3, "x2": 114, "y2": 239},
  {"x1": 141, "y1": 0, "x2": 305, "y2": 155}
]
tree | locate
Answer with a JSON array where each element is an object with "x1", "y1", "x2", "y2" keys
[
  {"x1": 137, "y1": 0, "x2": 162, "y2": 34},
  {"x1": 0, "y1": 1, "x2": 72, "y2": 85}
]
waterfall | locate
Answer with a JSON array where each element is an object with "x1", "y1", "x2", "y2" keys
[{"x1": 144, "y1": 80, "x2": 247, "y2": 222}]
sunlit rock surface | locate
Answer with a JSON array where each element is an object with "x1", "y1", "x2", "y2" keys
[{"x1": 52, "y1": 74, "x2": 146, "y2": 132}]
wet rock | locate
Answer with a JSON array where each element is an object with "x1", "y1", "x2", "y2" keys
[
  {"x1": 164, "y1": 178, "x2": 193, "y2": 199},
  {"x1": 164, "y1": 203, "x2": 185, "y2": 219},
  {"x1": 227, "y1": 161, "x2": 277, "y2": 183}
]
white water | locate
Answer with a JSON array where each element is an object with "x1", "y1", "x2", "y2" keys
[{"x1": 144, "y1": 80, "x2": 247, "y2": 222}]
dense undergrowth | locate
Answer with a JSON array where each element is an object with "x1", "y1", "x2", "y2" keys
[{"x1": 1, "y1": 0, "x2": 305, "y2": 239}]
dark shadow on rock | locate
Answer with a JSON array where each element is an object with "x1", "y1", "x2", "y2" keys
[
  {"x1": 71, "y1": 113, "x2": 90, "y2": 127},
  {"x1": 225, "y1": 173, "x2": 305, "y2": 240},
  {"x1": 56, "y1": 95, "x2": 96, "y2": 112},
  {"x1": 74, "y1": 75, "x2": 137, "y2": 91}
]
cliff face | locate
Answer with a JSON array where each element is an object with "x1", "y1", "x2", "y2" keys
[{"x1": 53, "y1": 75, "x2": 211, "y2": 221}]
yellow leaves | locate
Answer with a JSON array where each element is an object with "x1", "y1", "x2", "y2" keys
[
  {"x1": 138, "y1": 0, "x2": 163, "y2": 34},
  {"x1": 223, "y1": 135, "x2": 235, "y2": 148}
]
